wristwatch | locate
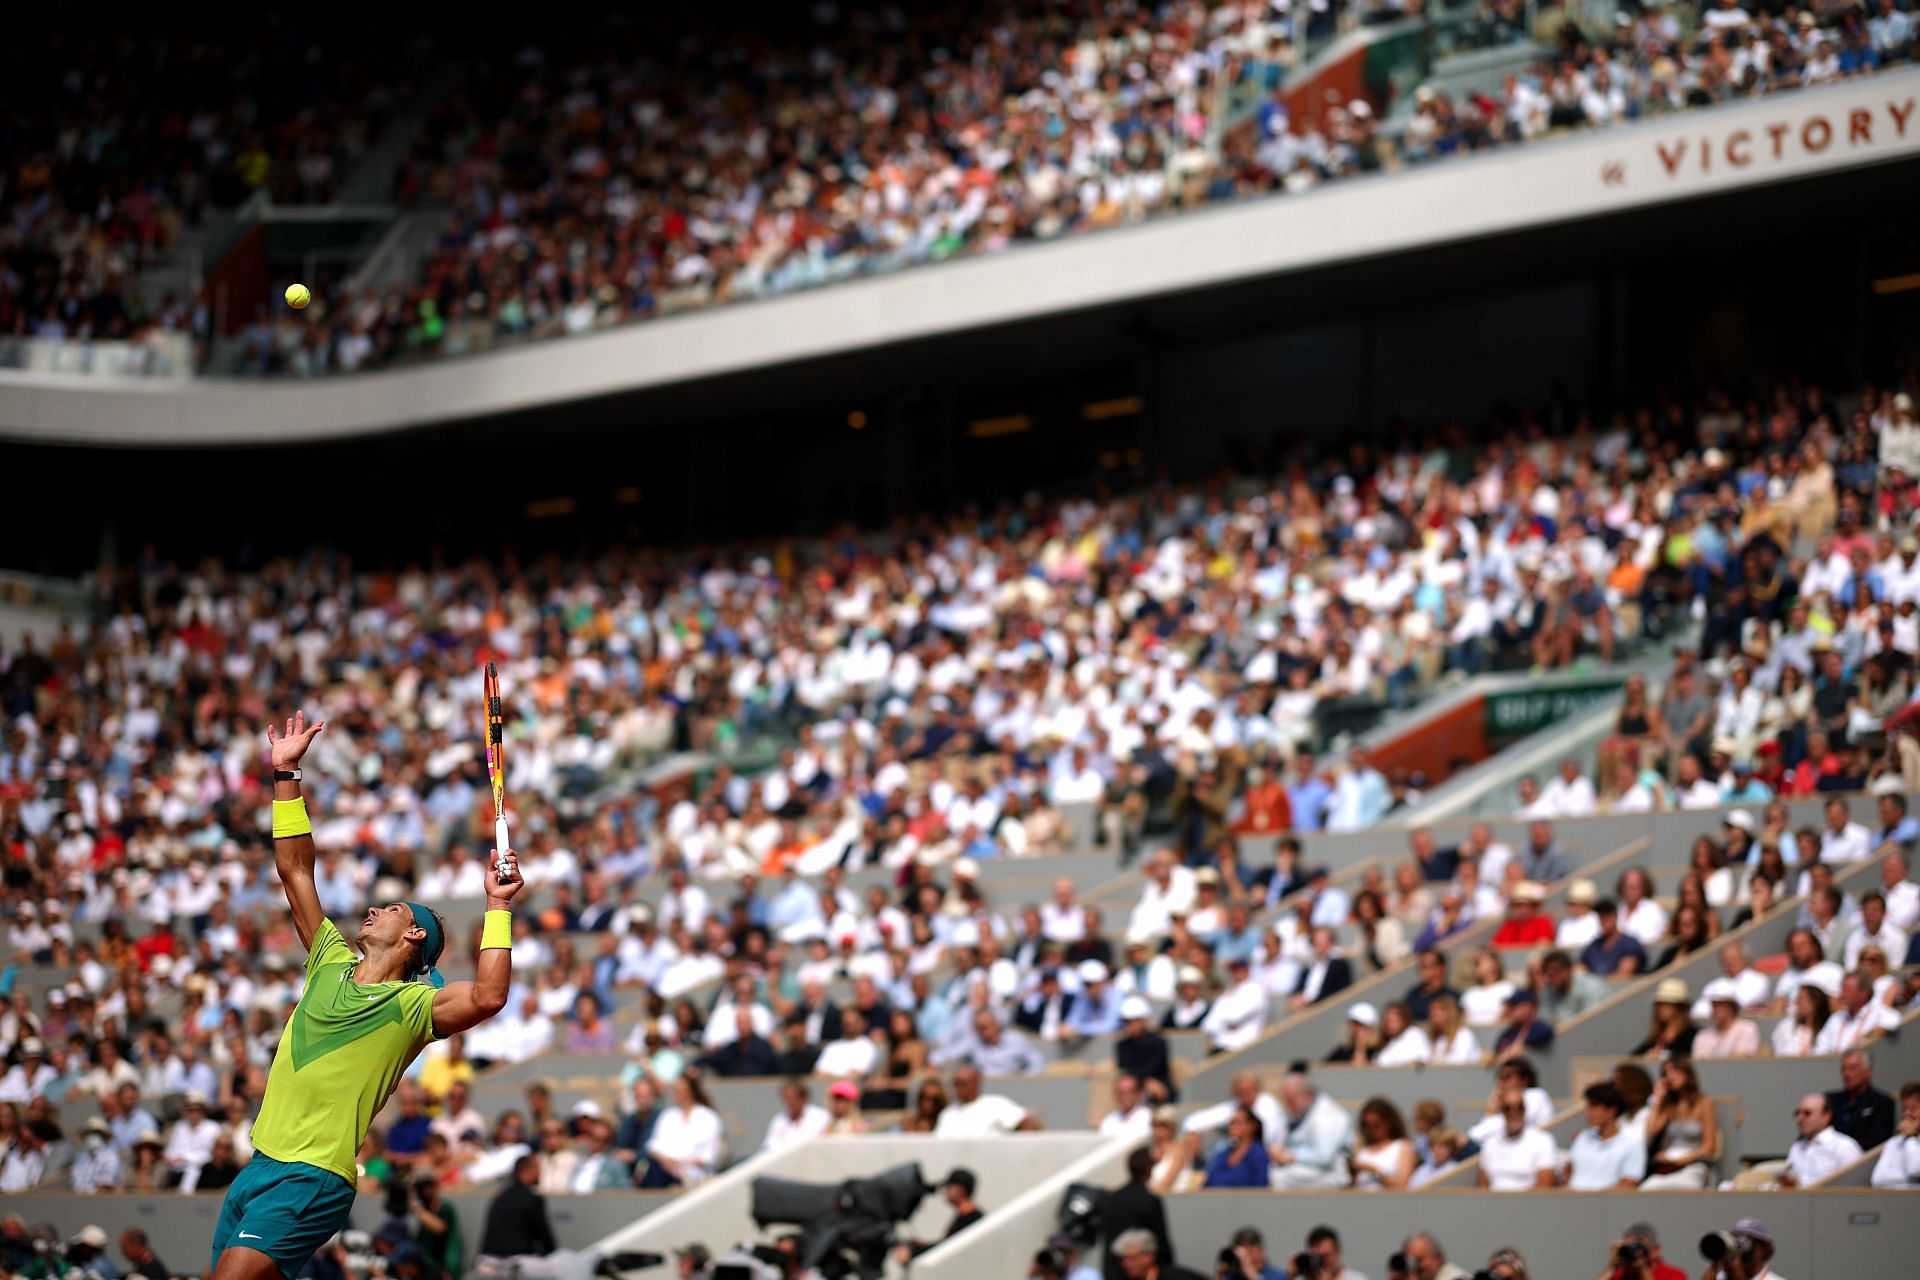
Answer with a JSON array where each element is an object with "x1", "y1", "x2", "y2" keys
[{"x1": 273, "y1": 769, "x2": 303, "y2": 782}]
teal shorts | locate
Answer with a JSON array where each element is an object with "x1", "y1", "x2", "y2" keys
[{"x1": 212, "y1": 1152, "x2": 358, "y2": 1279}]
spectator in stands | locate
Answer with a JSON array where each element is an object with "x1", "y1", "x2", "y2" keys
[
  {"x1": 1568, "y1": 1083, "x2": 1646, "y2": 1190},
  {"x1": 761, "y1": 1079, "x2": 830, "y2": 1153},
  {"x1": 1773, "y1": 928, "x2": 1844, "y2": 1012},
  {"x1": 1460, "y1": 950, "x2": 1516, "y2": 1028},
  {"x1": 934, "y1": 1065, "x2": 1038, "y2": 1137},
  {"x1": 1614, "y1": 870, "x2": 1669, "y2": 949},
  {"x1": 1557, "y1": 880, "x2": 1603, "y2": 950},
  {"x1": 1402, "y1": 950, "x2": 1457, "y2": 1025},
  {"x1": 903, "y1": 1080, "x2": 948, "y2": 1135},
  {"x1": 1652, "y1": 906, "x2": 1714, "y2": 971},
  {"x1": 70, "y1": 1116, "x2": 120, "y2": 1194},
  {"x1": 1691, "y1": 942, "x2": 1771, "y2": 1019},
  {"x1": 1098, "y1": 1075, "x2": 1153, "y2": 1140},
  {"x1": 1100, "y1": 1147, "x2": 1173, "y2": 1280},
  {"x1": 1782, "y1": 1093, "x2": 1865, "y2": 1187},
  {"x1": 1164, "y1": 966, "x2": 1212, "y2": 1033},
  {"x1": 1827, "y1": 1049, "x2": 1898, "y2": 1149},
  {"x1": 1376, "y1": 1002, "x2": 1433, "y2": 1068},
  {"x1": 1537, "y1": 949, "x2": 1607, "y2": 1022},
  {"x1": 162, "y1": 1091, "x2": 220, "y2": 1191},
  {"x1": 1773, "y1": 985, "x2": 1835, "y2": 1059},
  {"x1": 696, "y1": 1007, "x2": 779, "y2": 1078},
  {"x1": 1409, "y1": 1127, "x2": 1465, "y2": 1189},
  {"x1": 1817, "y1": 972, "x2": 1902, "y2": 1054},
  {"x1": 1204, "y1": 956, "x2": 1271, "y2": 1053},
  {"x1": 1326, "y1": 1003, "x2": 1382, "y2": 1065},
  {"x1": 1639, "y1": 1059, "x2": 1718, "y2": 1190},
  {"x1": 640, "y1": 1074, "x2": 723, "y2": 1188},
  {"x1": 1844, "y1": 892, "x2": 1910, "y2": 971},
  {"x1": 1517, "y1": 823, "x2": 1570, "y2": 884},
  {"x1": 1692, "y1": 980, "x2": 1761, "y2": 1059},
  {"x1": 1115, "y1": 999, "x2": 1175, "y2": 1103},
  {"x1": 1492, "y1": 883, "x2": 1555, "y2": 949},
  {"x1": 1581, "y1": 901, "x2": 1648, "y2": 977},
  {"x1": 1493, "y1": 989, "x2": 1554, "y2": 1059},
  {"x1": 1290, "y1": 929, "x2": 1354, "y2": 1012},
  {"x1": 1477, "y1": 1095, "x2": 1556, "y2": 1191},
  {"x1": 1201, "y1": 1106, "x2": 1271, "y2": 1189},
  {"x1": 1631, "y1": 980, "x2": 1697, "y2": 1058},
  {"x1": 1268, "y1": 1072, "x2": 1353, "y2": 1189},
  {"x1": 1870, "y1": 1082, "x2": 1920, "y2": 1188},
  {"x1": 1349, "y1": 1097, "x2": 1416, "y2": 1190},
  {"x1": 1423, "y1": 994, "x2": 1480, "y2": 1065}
]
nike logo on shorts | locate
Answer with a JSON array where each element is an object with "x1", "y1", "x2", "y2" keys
[{"x1": 238, "y1": 1233, "x2": 265, "y2": 1241}]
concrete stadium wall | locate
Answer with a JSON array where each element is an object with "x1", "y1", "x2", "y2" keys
[
  {"x1": 3, "y1": 73, "x2": 1916, "y2": 445},
  {"x1": 1161, "y1": 1188, "x2": 1918, "y2": 1279}
]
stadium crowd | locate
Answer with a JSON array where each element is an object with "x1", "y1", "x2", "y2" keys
[
  {"x1": 0, "y1": 21, "x2": 422, "y2": 350},
  {"x1": 248, "y1": 0, "x2": 1920, "y2": 376},
  {"x1": 7, "y1": 2, "x2": 1914, "y2": 373},
  {"x1": 2, "y1": 372, "x2": 1919, "y2": 1280}
]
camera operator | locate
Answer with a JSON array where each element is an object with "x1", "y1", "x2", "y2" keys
[
  {"x1": 1696, "y1": 1218, "x2": 1780, "y2": 1280},
  {"x1": 1293, "y1": 1227, "x2": 1365, "y2": 1280},
  {"x1": 1592, "y1": 1224, "x2": 1685, "y2": 1280}
]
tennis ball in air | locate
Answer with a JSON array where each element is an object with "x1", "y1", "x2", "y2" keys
[{"x1": 285, "y1": 283, "x2": 311, "y2": 310}]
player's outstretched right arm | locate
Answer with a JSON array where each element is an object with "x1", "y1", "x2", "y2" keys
[{"x1": 267, "y1": 711, "x2": 327, "y2": 952}]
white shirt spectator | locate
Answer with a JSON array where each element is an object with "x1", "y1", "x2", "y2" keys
[
  {"x1": 1557, "y1": 912, "x2": 1601, "y2": 951},
  {"x1": 1470, "y1": 1089, "x2": 1555, "y2": 1145},
  {"x1": 1200, "y1": 977, "x2": 1269, "y2": 1053},
  {"x1": 1620, "y1": 899, "x2": 1670, "y2": 949},
  {"x1": 1430, "y1": 1027, "x2": 1483, "y2": 1065},
  {"x1": 1675, "y1": 778, "x2": 1723, "y2": 809},
  {"x1": 164, "y1": 1114, "x2": 222, "y2": 1191},
  {"x1": 762, "y1": 1104, "x2": 831, "y2": 1153},
  {"x1": 813, "y1": 1034, "x2": 879, "y2": 1078},
  {"x1": 1097, "y1": 1103, "x2": 1154, "y2": 1139},
  {"x1": 1375, "y1": 1025, "x2": 1433, "y2": 1067},
  {"x1": 1886, "y1": 879, "x2": 1920, "y2": 934},
  {"x1": 1774, "y1": 960, "x2": 1844, "y2": 1008},
  {"x1": 1480, "y1": 1124, "x2": 1558, "y2": 1190},
  {"x1": 0, "y1": 1060, "x2": 55, "y2": 1103},
  {"x1": 934, "y1": 1093, "x2": 1030, "y2": 1137},
  {"x1": 1822, "y1": 821, "x2": 1873, "y2": 864},
  {"x1": 1787, "y1": 1125, "x2": 1863, "y2": 1186},
  {"x1": 647, "y1": 1105, "x2": 725, "y2": 1184},
  {"x1": 1566, "y1": 1124, "x2": 1647, "y2": 1189},
  {"x1": 1871, "y1": 1131, "x2": 1920, "y2": 1188},
  {"x1": 1537, "y1": 774, "x2": 1597, "y2": 818},
  {"x1": 1844, "y1": 921, "x2": 1909, "y2": 971},
  {"x1": 1114, "y1": 953, "x2": 1177, "y2": 1003},
  {"x1": 1128, "y1": 866, "x2": 1197, "y2": 939},
  {"x1": 1040, "y1": 902, "x2": 1087, "y2": 944},
  {"x1": 1815, "y1": 1002, "x2": 1902, "y2": 1055}
]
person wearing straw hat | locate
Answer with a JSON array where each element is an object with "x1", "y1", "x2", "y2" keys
[
  {"x1": 1632, "y1": 979, "x2": 1698, "y2": 1058},
  {"x1": 210, "y1": 712, "x2": 524, "y2": 1280}
]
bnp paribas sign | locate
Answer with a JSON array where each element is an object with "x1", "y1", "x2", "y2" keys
[{"x1": 1484, "y1": 679, "x2": 1622, "y2": 741}]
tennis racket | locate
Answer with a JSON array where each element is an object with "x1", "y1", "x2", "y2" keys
[{"x1": 483, "y1": 662, "x2": 517, "y2": 882}]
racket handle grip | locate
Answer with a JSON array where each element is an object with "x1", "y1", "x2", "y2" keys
[{"x1": 493, "y1": 818, "x2": 515, "y2": 879}]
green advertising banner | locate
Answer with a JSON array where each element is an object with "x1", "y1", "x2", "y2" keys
[{"x1": 1483, "y1": 679, "x2": 1622, "y2": 740}]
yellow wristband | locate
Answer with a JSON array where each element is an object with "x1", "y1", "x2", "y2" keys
[
  {"x1": 481, "y1": 910, "x2": 513, "y2": 951},
  {"x1": 271, "y1": 797, "x2": 312, "y2": 839}
]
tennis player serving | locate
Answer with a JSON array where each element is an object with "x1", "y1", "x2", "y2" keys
[{"x1": 211, "y1": 711, "x2": 522, "y2": 1280}]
